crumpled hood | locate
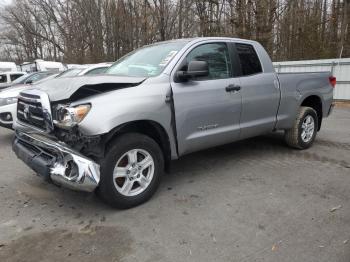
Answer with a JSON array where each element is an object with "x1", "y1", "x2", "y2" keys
[{"x1": 26, "y1": 74, "x2": 146, "y2": 102}]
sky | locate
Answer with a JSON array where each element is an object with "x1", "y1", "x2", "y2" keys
[
  {"x1": 0, "y1": 0, "x2": 11, "y2": 26},
  {"x1": 0, "y1": 0, "x2": 11, "y2": 7}
]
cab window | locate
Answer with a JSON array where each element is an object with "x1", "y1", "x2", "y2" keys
[
  {"x1": 236, "y1": 43, "x2": 262, "y2": 76},
  {"x1": 185, "y1": 43, "x2": 232, "y2": 80},
  {"x1": 0, "y1": 74, "x2": 7, "y2": 83}
]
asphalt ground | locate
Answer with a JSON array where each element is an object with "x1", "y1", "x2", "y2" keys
[{"x1": 0, "y1": 108, "x2": 349, "y2": 262}]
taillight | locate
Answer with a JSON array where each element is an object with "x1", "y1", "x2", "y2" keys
[{"x1": 329, "y1": 76, "x2": 336, "y2": 88}]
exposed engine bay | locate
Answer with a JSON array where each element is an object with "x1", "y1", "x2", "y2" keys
[{"x1": 53, "y1": 126, "x2": 103, "y2": 158}]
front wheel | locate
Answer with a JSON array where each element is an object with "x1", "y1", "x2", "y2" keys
[
  {"x1": 97, "y1": 133, "x2": 164, "y2": 209},
  {"x1": 284, "y1": 106, "x2": 318, "y2": 149}
]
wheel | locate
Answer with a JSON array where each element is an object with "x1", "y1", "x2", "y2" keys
[
  {"x1": 284, "y1": 106, "x2": 318, "y2": 149},
  {"x1": 97, "y1": 133, "x2": 164, "y2": 209}
]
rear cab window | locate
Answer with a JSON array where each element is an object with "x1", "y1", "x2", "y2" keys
[{"x1": 235, "y1": 43, "x2": 262, "y2": 76}]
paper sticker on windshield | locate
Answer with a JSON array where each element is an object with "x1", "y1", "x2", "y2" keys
[{"x1": 159, "y1": 51, "x2": 178, "y2": 66}]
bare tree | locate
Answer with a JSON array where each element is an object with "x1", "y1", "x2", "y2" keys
[{"x1": 0, "y1": 0, "x2": 349, "y2": 63}]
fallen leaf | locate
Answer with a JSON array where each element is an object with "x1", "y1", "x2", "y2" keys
[
  {"x1": 210, "y1": 233, "x2": 217, "y2": 243},
  {"x1": 330, "y1": 205, "x2": 342, "y2": 212}
]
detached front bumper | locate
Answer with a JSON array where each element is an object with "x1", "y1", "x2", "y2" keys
[{"x1": 12, "y1": 130, "x2": 100, "y2": 192}]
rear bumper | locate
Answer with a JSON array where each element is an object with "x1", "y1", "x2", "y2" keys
[{"x1": 13, "y1": 130, "x2": 100, "y2": 192}]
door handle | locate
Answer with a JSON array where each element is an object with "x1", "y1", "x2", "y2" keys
[{"x1": 225, "y1": 84, "x2": 241, "y2": 92}]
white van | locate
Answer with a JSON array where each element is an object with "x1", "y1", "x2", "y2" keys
[
  {"x1": 0, "y1": 62, "x2": 17, "y2": 72},
  {"x1": 20, "y1": 59, "x2": 66, "y2": 73}
]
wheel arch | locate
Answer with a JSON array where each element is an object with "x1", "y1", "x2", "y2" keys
[
  {"x1": 300, "y1": 95, "x2": 323, "y2": 131},
  {"x1": 103, "y1": 120, "x2": 172, "y2": 171}
]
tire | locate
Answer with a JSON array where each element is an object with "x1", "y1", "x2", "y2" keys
[
  {"x1": 284, "y1": 106, "x2": 318, "y2": 149},
  {"x1": 97, "y1": 133, "x2": 164, "y2": 209}
]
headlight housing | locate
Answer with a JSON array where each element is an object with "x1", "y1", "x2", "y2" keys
[
  {"x1": 54, "y1": 104, "x2": 91, "y2": 129},
  {"x1": 0, "y1": 97, "x2": 17, "y2": 106}
]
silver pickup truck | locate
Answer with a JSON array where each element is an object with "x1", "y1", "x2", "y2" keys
[{"x1": 12, "y1": 37, "x2": 335, "y2": 208}]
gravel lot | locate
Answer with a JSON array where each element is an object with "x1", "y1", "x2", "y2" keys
[{"x1": 0, "y1": 108, "x2": 349, "y2": 262}]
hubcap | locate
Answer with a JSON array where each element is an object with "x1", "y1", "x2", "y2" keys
[
  {"x1": 113, "y1": 149, "x2": 154, "y2": 197},
  {"x1": 301, "y1": 115, "x2": 315, "y2": 143}
]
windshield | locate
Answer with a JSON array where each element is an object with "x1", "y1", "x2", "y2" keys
[
  {"x1": 34, "y1": 74, "x2": 58, "y2": 84},
  {"x1": 11, "y1": 72, "x2": 54, "y2": 85},
  {"x1": 56, "y1": 68, "x2": 84, "y2": 78},
  {"x1": 26, "y1": 72, "x2": 53, "y2": 83},
  {"x1": 106, "y1": 41, "x2": 188, "y2": 77},
  {"x1": 11, "y1": 74, "x2": 30, "y2": 84}
]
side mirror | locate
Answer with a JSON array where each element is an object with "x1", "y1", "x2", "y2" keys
[
  {"x1": 25, "y1": 80, "x2": 33, "y2": 84},
  {"x1": 176, "y1": 60, "x2": 209, "y2": 81}
]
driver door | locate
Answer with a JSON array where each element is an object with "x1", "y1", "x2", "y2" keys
[{"x1": 171, "y1": 42, "x2": 242, "y2": 155}]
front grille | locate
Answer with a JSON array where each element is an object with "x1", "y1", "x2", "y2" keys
[{"x1": 17, "y1": 96, "x2": 46, "y2": 130}]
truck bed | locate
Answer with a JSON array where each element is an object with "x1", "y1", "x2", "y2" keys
[{"x1": 275, "y1": 71, "x2": 334, "y2": 130}]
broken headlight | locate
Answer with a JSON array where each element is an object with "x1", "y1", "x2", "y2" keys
[{"x1": 54, "y1": 104, "x2": 91, "y2": 129}]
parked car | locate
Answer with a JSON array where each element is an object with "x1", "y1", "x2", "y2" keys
[
  {"x1": 56, "y1": 63, "x2": 111, "y2": 78},
  {"x1": 0, "y1": 71, "x2": 55, "y2": 89},
  {"x1": 0, "y1": 71, "x2": 27, "y2": 90},
  {"x1": 55, "y1": 68, "x2": 88, "y2": 78},
  {"x1": 0, "y1": 62, "x2": 17, "y2": 72},
  {"x1": 12, "y1": 37, "x2": 335, "y2": 208},
  {"x1": 79, "y1": 63, "x2": 111, "y2": 75},
  {"x1": 0, "y1": 72, "x2": 56, "y2": 128}
]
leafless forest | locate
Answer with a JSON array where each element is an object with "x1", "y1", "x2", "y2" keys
[{"x1": 0, "y1": 0, "x2": 349, "y2": 64}]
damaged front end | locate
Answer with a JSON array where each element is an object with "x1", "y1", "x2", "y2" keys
[
  {"x1": 13, "y1": 130, "x2": 100, "y2": 192},
  {"x1": 12, "y1": 89, "x2": 101, "y2": 192},
  {"x1": 12, "y1": 76, "x2": 146, "y2": 192}
]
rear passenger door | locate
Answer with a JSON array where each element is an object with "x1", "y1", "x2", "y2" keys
[{"x1": 234, "y1": 43, "x2": 280, "y2": 139}]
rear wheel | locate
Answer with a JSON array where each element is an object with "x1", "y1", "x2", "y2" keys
[
  {"x1": 98, "y1": 133, "x2": 164, "y2": 209},
  {"x1": 285, "y1": 106, "x2": 318, "y2": 149}
]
